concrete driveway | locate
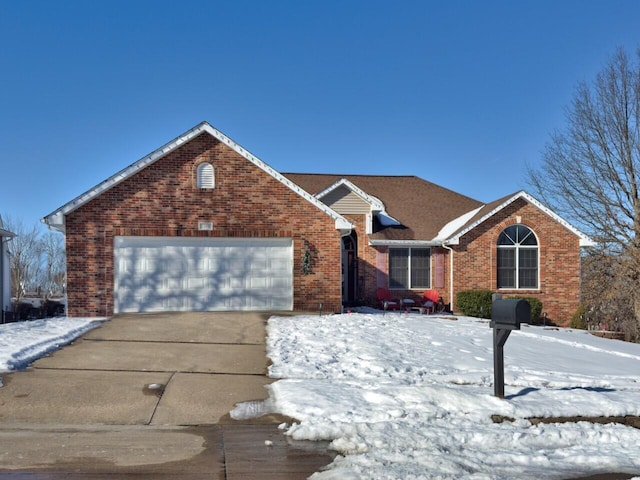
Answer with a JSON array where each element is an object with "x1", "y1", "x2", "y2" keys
[{"x1": 0, "y1": 312, "x2": 334, "y2": 479}]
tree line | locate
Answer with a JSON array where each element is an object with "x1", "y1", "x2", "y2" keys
[{"x1": 1, "y1": 214, "x2": 66, "y2": 308}]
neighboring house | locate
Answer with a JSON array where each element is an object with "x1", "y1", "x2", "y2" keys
[
  {"x1": 0, "y1": 217, "x2": 15, "y2": 322},
  {"x1": 43, "y1": 122, "x2": 593, "y2": 325}
]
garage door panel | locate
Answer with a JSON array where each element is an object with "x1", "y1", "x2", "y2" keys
[
  {"x1": 270, "y1": 277, "x2": 292, "y2": 289},
  {"x1": 249, "y1": 276, "x2": 268, "y2": 289},
  {"x1": 250, "y1": 259, "x2": 268, "y2": 272},
  {"x1": 114, "y1": 236, "x2": 293, "y2": 313}
]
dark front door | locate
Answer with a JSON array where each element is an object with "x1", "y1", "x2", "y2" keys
[{"x1": 342, "y1": 233, "x2": 358, "y2": 305}]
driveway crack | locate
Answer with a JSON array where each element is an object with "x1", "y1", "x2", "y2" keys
[{"x1": 147, "y1": 371, "x2": 174, "y2": 425}]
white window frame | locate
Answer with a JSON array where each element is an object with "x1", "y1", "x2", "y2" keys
[
  {"x1": 497, "y1": 225, "x2": 539, "y2": 290},
  {"x1": 388, "y1": 247, "x2": 431, "y2": 290}
]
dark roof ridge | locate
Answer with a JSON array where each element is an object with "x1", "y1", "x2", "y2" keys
[
  {"x1": 282, "y1": 172, "x2": 419, "y2": 178},
  {"x1": 283, "y1": 172, "x2": 483, "y2": 203}
]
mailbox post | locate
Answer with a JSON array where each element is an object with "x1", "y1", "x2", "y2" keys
[{"x1": 490, "y1": 299, "x2": 530, "y2": 398}]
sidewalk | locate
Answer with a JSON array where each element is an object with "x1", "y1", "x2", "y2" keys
[{"x1": 0, "y1": 312, "x2": 334, "y2": 478}]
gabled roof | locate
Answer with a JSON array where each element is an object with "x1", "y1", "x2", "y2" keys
[
  {"x1": 42, "y1": 122, "x2": 353, "y2": 233},
  {"x1": 283, "y1": 173, "x2": 483, "y2": 242},
  {"x1": 316, "y1": 178, "x2": 385, "y2": 211},
  {"x1": 443, "y1": 190, "x2": 595, "y2": 247},
  {"x1": 284, "y1": 175, "x2": 593, "y2": 247}
]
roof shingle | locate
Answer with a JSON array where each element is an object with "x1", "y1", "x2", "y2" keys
[{"x1": 283, "y1": 173, "x2": 483, "y2": 241}]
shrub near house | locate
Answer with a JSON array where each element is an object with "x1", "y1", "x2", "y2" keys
[{"x1": 456, "y1": 290, "x2": 543, "y2": 324}]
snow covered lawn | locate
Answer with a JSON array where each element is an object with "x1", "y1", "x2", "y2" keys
[
  {"x1": 2, "y1": 313, "x2": 639, "y2": 478},
  {"x1": 264, "y1": 311, "x2": 640, "y2": 479},
  {"x1": 0, "y1": 317, "x2": 104, "y2": 372}
]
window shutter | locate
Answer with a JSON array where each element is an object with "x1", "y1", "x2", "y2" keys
[
  {"x1": 434, "y1": 252, "x2": 445, "y2": 288},
  {"x1": 376, "y1": 250, "x2": 387, "y2": 288}
]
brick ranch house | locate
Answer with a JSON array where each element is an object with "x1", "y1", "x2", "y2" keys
[{"x1": 43, "y1": 121, "x2": 593, "y2": 325}]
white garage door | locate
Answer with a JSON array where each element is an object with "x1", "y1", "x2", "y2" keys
[{"x1": 114, "y1": 236, "x2": 293, "y2": 313}]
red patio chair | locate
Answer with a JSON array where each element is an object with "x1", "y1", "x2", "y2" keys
[
  {"x1": 420, "y1": 289, "x2": 440, "y2": 314},
  {"x1": 376, "y1": 288, "x2": 401, "y2": 311}
]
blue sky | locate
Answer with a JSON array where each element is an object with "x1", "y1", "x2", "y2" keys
[{"x1": 2, "y1": 1, "x2": 640, "y2": 230}]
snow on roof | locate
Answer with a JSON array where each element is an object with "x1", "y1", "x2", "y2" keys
[
  {"x1": 434, "y1": 205, "x2": 485, "y2": 242},
  {"x1": 444, "y1": 191, "x2": 595, "y2": 247}
]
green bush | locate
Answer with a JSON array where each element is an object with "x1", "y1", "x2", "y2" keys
[
  {"x1": 456, "y1": 291, "x2": 544, "y2": 323},
  {"x1": 570, "y1": 305, "x2": 588, "y2": 329},
  {"x1": 508, "y1": 296, "x2": 543, "y2": 324},
  {"x1": 456, "y1": 290, "x2": 494, "y2": 318}
]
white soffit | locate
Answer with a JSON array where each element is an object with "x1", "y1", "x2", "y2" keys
[
  {"x1": 444, "y1": 191, "x2": 595, "y2": 247},
  {"x1": 42, "y1": 122, "x2": 353, "y2": 233}
]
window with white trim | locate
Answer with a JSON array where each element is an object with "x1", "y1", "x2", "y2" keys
[
  {"x1": 389, "y1": 247, "x2": 431, "y2": 289},
  {"x1": 196, "y1": 163, "x2": 215, "y2": 189},
  {"x1": 497, "y1": 225, "x2": 538, "y2": 289}
]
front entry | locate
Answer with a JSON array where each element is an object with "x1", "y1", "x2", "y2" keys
[{"x1": 341, "y1": 232, "x2": 358, "y2": 305}]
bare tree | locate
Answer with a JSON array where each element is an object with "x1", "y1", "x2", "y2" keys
[
  {"x1": 40, "y1": 231, "x2": 66, "y2": 299},
  {"x1": 528, "y1": 47, "x2": 640, "y2": 340},
  {"x1": 1, "y1": 215, "x2": 43, "y2": 305},
  {"x1": 580, "y1": 250, "x2": 636, "y2": 340}
]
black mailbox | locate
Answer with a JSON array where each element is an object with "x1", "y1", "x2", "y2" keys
[
  {"x1": 490, "y1": 298, "x2": 530, "y2": 398},
  {"x1": 490, "y1": 299, "x2": 530, "y2": 330}
]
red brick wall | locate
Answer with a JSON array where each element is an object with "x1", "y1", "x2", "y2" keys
[
  {"x1": 356, "y1": 199, "x2": 581, "y2": 325},
  {"x1": 361, "y1": 245, "x2": 450, "y2": 308},
  {"x1": 452, "y1": 198, "x2": 581, "y2": 326},
  {"x1": 65, "y1": 132, "x2": 343, "y2": 317}
]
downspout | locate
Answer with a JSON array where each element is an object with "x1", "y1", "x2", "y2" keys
[
  {"x1": 0, "y1": 237, "x2": 4, "y2": 321},
  {"x1": 441, "y1": 243, "x2": 454, "y2": 311}
]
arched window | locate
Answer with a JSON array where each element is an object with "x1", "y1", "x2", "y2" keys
[
  {"x1": 196, "y1": 163, "x2": 214, "y2": 189},
  {"x1": 497, "y1": 224, "x2": 538, "y2": 289}
]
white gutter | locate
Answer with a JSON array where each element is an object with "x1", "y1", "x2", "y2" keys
[{"x1": 368, "y1": 239, "x2": 442, "y2": 247}]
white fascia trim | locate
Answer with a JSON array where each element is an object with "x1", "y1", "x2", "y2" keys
[
  {"x1": 369, "y1": 239, "x2": 442, "y2": 247},
  {"x1": 444, "y1": 190, "x2": 595, "y2": 247},
  {"x1": 42, "y1": 121, "x2": 353, "y2": 234},
  {"x1": 210, "y1": 128, "x2": 353, "y2": 232},
  {"x1": 42, "y1": 122, "x2": 210, "y2": 232},
  {"x1": 41, "y1": 212, "x2": 65, "y2": 233}
]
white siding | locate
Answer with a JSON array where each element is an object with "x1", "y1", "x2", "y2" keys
[{"x1": 321, "y1": 186, "x2": 370, "y2": 214}]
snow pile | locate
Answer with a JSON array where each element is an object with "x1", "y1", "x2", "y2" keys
[
  {"x1": 0, "y1": 317, "x2": 105, "y2": 371},
  {"x1": 265, "y1": 313, "x2": 640, "y2": 479}
]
